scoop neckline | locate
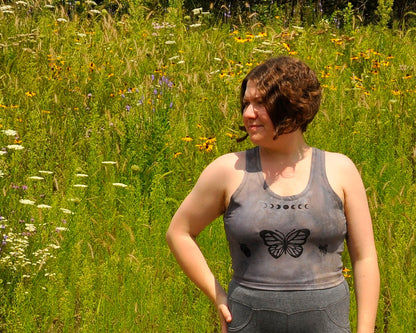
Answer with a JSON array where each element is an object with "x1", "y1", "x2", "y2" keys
[{"x1": 255, "y1": 146, "x2": 316, "y2": 201}]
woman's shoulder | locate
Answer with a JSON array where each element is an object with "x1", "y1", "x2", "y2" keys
[
  {"x1": 322, "y1": 150, "x2": 357, "y2": 172},
  {"x1": 319, "y1": 149, "x2": 360, "y2": 203},
  {"x1": 208, "y1": 150, "x2": 247, "y2": 171}
]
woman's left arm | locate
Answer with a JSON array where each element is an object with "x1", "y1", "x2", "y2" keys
[{"x1": 342, "y1": 157, "x2": 380, "y2": 333}]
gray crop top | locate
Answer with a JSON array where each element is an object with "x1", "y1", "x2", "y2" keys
[{"x1": 223, "y1": 146, "x2": 347, "y2": 290}]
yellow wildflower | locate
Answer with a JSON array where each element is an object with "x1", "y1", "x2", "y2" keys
[
  {"x1": 25, "y1": 91, "x2": 36, "y2": 97},
  {"x1": 282, "y1": 42, "x2": 290, "y2": 51}
]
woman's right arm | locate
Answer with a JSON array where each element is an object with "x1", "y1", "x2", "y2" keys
[{"x1": 166, "y1": 155, "x2": 235, "y2": 332}]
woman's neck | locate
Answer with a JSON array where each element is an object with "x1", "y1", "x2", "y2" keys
[{"x1": 259, "y1": 130, "x2": 310, "y2": 163}]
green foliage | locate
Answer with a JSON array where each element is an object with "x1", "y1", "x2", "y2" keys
[
  {"x1": 376, "y1": 0, "x2": 395, "y2": 27},
  {"x1": 0, "y1": 2, "x2": 416, "y2": 332}
]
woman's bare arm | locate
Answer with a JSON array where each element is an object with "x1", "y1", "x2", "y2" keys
[
  {"x1": 338, "y1": 155, "x2": 380, "y2": 333},
  {"x1": 166, "y1": 154, "x2": 239, "y2": 332}
]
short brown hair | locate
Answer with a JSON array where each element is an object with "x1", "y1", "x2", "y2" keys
[{"x1": 240, "y1": 56, "x2": 321, "y2": 138}]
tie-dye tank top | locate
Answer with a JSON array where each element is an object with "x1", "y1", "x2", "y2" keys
[{"x1": 223, "y1": 146, "x2": 347, "y2": 290}]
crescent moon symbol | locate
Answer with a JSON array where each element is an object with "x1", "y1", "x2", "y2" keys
[
  {"x1": 269, "y1": 203, "x2": 274, "y2": 209},
  {"x1": 305, "y1": 204, "x2": 310, "y2": 209},
  {"x1": 291, "y1": 205, "x2": 296, "y2": 209},
  {"x1": 298, "y1": 204, "x2": 303, "y2": 209},
  {"x1": 276, "y1": 204, "x2": 281, "y2": 209}
]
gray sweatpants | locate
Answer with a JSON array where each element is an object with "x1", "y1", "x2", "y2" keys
[{"x1": 227, "y1": 279, "x2": 351, "y2": 333}]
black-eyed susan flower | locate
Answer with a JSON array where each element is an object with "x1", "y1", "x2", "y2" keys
[
  {"x1": 25, "y1": 91, "x2": 36, "y2": 97},
  {"x1": 342, "y1": 267, "x2": 352, "y2": 278}
]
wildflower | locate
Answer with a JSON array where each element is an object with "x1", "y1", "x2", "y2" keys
[
  {"x1": 73, "y1": 184, "x2": 88, "y2": 188},
  {"x1": 19, "y1": 199, "x2": 35, "y2": 205},
  {"x1": 25, "y1": 224, "x2": 36, "y2": 232},
  {"x1": 112, "y1": 183, "x2": 128, "y2": 188},
  {"x1": 25, "y1": 91, "x2": 36, "y2": 97},
  {"x1": 88, "y1": 9, "x2": 101, "y2": 14},
  {"x1": 0, "y1": 151, "x2": 7, "y2": 155},
  {"x1": 174, "y1": 152, "x2": 182, "y2": 158},
  {"x1": 342, "y1": 267, "x2": 351, "y2": 278},
  {"x1": 182, "y1": 136, "x2": 193, "y2": 142},
  {"x1": 1, "y1": 8, "x2": 13, "y2": 14},
  {"x1": 165, "y1": 41, "x2": 176, "y2": 45},
  {"x1": 102, "y1": 161, "x2": 117, "y2": 164},
  {"x1": 0, "y1": 5, "x2": 13, "y2": 11},
  {"x1": 190, "y1": 24, "x2": 202, "y2": 28},
  {"x1": 192, "y1": 7, "x2": 202, "y2": 15},
  {"x1": 28, "y1": 176, "x2": 44, "y2": 180},
  {"x1": 0, "y1": 170, "x2": 4, "y2": 177},
  {"x1": 37, "y1": 204, "x2": 52, "y2": 209},
  {"x1": 60, "y1": 208, "x2": 74, "y2": 214},
  {"x1": 56, "y1": 18, "x2": 68, "y2": 23},
  {"x1": 39, "y1": 170, "x2": 53, "y2": 174},
  {"x1": 6, "y1": 144, "x2": 24, "y2": 150},
  {"x1": 2, "y1": 129, "x2": 17, "y2": 136}
]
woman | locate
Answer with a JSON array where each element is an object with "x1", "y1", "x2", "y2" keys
[{"x1": 166, "y1": 56, "x2": 379, "y2": 332}]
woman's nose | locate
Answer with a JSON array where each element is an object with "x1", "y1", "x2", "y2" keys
[{"x1": 244, "y1": 104, "x2": 257, "y2": 118}]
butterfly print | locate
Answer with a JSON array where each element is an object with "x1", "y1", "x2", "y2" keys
[
  {"x1": 259, "y1": 229, "x2": 310, "y2": 259},
  {"x1": 240, "y1": 243, "x2": 251, "y2": 257},
  {"x1": 319, "y1": 244, "x2": 328, "y2": 255}
]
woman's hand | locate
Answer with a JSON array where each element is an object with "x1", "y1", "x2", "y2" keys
[{"x1": 218, "y1": 302, "x2": 232, "y2": 333}]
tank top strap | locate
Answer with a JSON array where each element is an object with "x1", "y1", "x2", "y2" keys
[
  {"x1": 310, "y1": 148, "x2": 325, "y2": 185},
  {"x1": 245, "y1": 146, "x2": 262, "y2": 173}
]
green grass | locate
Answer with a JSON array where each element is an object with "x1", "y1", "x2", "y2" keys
[{"x1": 0, "y1": 3, "x2": 415, "y2": 332}]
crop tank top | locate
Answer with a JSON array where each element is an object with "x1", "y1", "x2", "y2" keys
[{"x1": 223, "y1": 146, "x2": 347, "y2": 291}]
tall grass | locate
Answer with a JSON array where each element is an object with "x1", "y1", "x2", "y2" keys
[{"x1": 0, "y1": 2, "x2": 415, "y2": 332}]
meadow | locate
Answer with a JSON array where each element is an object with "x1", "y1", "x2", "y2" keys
[{"x1": 0, "y1": 2, "x2": 415, "y2": 332}]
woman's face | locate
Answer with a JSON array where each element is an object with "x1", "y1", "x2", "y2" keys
[{"x1": 242, "y1": 80, "x2": 275, "y2": 145}]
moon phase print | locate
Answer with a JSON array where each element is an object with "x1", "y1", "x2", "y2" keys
[{"x1": 261, "y1": 201, "x2": 311, "y2": 210}]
